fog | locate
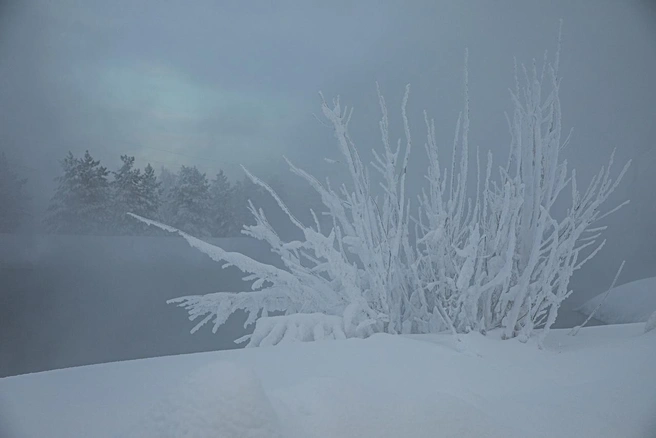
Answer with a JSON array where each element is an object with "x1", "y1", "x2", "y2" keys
[{"x1": 1, "y1": 1, "x2": 655, "y2": 376}]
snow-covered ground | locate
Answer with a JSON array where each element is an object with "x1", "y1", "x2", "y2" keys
[
  {"x1": 579, "y1": 276, "x2": 656, "y2": 324},
  {"x1": 1, "y1": 324, "x2": 654, "y2": 438}
]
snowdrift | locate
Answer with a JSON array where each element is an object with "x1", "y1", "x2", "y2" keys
[
  {"x1": 578, "y1": 276, "x2": 656, "y2": 324},
  {"x1": 1, "y1": 324, "x2": 654, "y2": 438}
]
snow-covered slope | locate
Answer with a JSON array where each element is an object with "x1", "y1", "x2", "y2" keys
[
  {"x1": 578, "y1": 276, "x2": 656, "y2": 324},
  {"x1": 1, "y1": 325, "x2": 654, "y2": 438}
]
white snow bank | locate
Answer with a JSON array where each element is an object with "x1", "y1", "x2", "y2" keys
[
  {"x1": 272, "y1": 375, "x2": 517, "y2": 438},
  {"x1": 1, "y1": 324, "x2": 654, "y2": 438},
  {"x1": 645, "y1": 311, "x2": 656, "y2": 334},
  {"x1": 132, "y1": 361, "x2": 282, "y2": 438},
  {"x1": 578, "y1": 276, "x2": 656, "y2": 324}
]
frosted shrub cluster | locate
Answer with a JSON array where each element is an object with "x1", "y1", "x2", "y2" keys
[{"x1": 132, "y1": 35, "x2": 629, "y2": 346}]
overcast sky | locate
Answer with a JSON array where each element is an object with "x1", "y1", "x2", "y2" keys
[{"x1": 1, "y1": 0, "x2": 655, "y2": 291}]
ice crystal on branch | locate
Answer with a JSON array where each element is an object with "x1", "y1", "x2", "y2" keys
[{"x1": 131, "y1": 26, "x2": 630, "y2": 346}]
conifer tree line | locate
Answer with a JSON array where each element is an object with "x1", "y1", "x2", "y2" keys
[
  {"x1": 42, "y1": 150, "x2": 298, "y2": 237},
  {"x1": 0, "y1": 152, "x2": 30, "y2": 233}
]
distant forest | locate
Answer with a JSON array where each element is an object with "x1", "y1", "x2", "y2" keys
[{"x1": 0, "y1": 150, "x2": 322, "y2": 237}]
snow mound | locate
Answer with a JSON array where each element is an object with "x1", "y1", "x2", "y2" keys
[
  {"x1": 272, "y1": 376, "x2": 519, "y2": 438},
  {"x1": 133, "y1": 361, "x2": 282, "y2": 438},
  {"x1": 2, "y1": 325, "x2": 655, "y2": 438},
  {"x1": 578, "y1": 276, "x2": 656, "y2": 324},
  {"x1": 645, "y1": 311, "x2": 656, "y2": 334}
]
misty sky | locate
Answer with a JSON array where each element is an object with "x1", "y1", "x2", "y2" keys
[{"x1": 1, "y1": 0, "x2": 655, "y2": 291}]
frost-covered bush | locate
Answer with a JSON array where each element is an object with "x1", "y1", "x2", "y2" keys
[
  {"x1": 414, "y1": 38, "x2": 629, "y2": 343},
  {"x1": 237, "y1": 313, "x2": 347, "y2": 347},
  {"x1": 130, "y1": 85, "x2": 416, "y2": 344},
  {"x1": 131, "y1": 28, "x2": 629, "y2": 346}
]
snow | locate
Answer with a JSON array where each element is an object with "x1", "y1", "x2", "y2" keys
[
  {"x1": 131, "y1": 361, "x2": 283, "y2": 438},
  {"x1": 578, "y1": 276, "x2": 656, "y2": 324},
  {"x1": 1, "y1": 324, "x2": 655, "y2": 438},
  {"x1": 645, "y1": 311, "x2": 656, "y2": 334}
]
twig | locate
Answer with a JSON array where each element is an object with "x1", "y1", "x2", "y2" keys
[{"x1": 569, "y1": 260, "x2": 625, "y2": 336}]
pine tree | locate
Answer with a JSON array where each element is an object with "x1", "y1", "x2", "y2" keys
[
  {"x1": 157, "y1": 167, "x2": 177, "y2": 226},
  {"x1": 111, "y1": 155, "x2": 142, "y2": 234},
  {"x1": 166, "y1": 165, "x2": 213, "y2": 237},
  {"x1": 139, "y1": 163, "x2": 161, "y2": 221},
  {"x1": 46, "y1": 151, "x2": 111, "y2": 234},
  {"x1": 0, "y1": 152, "x2": 30, "y2": 233},
  {"x1": 110, "y1": 157, "x2": 161, "y2": 235},
  {"x1": 209, "y1": 170, "x2": 236, "y2": 237}
]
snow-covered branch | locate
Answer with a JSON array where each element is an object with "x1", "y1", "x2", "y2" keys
[{"x1": 131, "y1": 26, "x2": 629, "y2": 346}]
